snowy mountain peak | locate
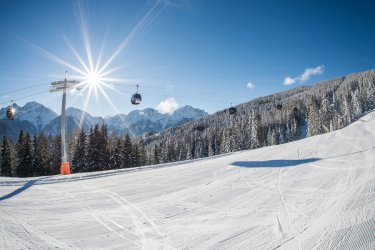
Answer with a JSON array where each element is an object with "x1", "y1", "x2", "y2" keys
[
  {"x1": 0, "y1": 102, "x2": 58, "y2": 131},
  {"x1": 1, "y1": 102, "x2": 208, "y2": 138},
  {"x1": 172, "y1": 105, "x2": 207, "y2": 119}
]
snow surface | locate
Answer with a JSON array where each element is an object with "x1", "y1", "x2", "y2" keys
[{"x1": 1, "y1": 112, "x2": 375, "y2": 249}]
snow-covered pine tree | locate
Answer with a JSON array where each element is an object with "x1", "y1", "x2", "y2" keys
[
  {"x1": 320, "y1": 97, "x2": 330, "y2": 133},
  {"x1": 307, "y1": 99, "x2": 321, "y2": 137},
  {"x1": 99, "y1": 124, "x2": 110, "y2": 170},
  {"x1": 86, "y1": 126, "x2": 95, "y2": 171},
  {"x1": 365, "y1": 85, "x2": 375, "y2": 110},
  {"x1": 110, "y1": 137, "x2": 123, "y2": 169},
  {"x1": 122, "y1": 134, "x2": 133, "y2": 168},
  {"x1": 207, "y1": 133, "x2": 215, "y2": 157},
  {"x1": 72, "y1": 129, "x2": 87, "y2": 172},
  {"x1": 158, "y1": 141, "x2": 166, "y2": 163},
  {"x1": 221, "y1": 129, "x2": 230, "y2": 153},
  {"x1": 185, "y1": 143, "x2": 192, "y2": 160},
  {"x1": 1, "y1": 136, "x2": 12, "y2": 177},
  {"x1": 15, "y1": 130, "x2": 24, "y2": 177},
  {"x1": 250, "y1": 111, "x2": 260, "y2": 149},
  {"x1": 266, "y1": 127, "x2": 273, "y2": 146},
  {"x1": 138, "y1": 138, "x2": 147, "y2": 166},
  {"x1": 343, "y1": 96, "x2": 352, "y2": 126},
  {"x1": 163, "y1": 138, "x2": 171, "y2": 163},
  {"x1": 278, "y1": 127, "x2": 285, "y2": 144},
  {"x1": 21, "y1": 132, "x2": 33, "y2": 177},
  {"x1": 132, "y1": 144, "x2": 140, "y2": 167},
  {"x1": 32, "y1": 133, "x2": 49, "y2": 176},
  {"x1": 172, "y1": 138, "x2": 180, "y2": 161},
  {"x1": 14, "y1": 131, "x2": 33, "y2": 177},
  {"x1": 49, "y1": 134, "x2": 61, "y2": 175},
  {"x1": 152, "y1": 143, "x2": 160, "y2": 164},
  {"x1": 352, "y1": 88, "x2": 363, "y2": 119}
]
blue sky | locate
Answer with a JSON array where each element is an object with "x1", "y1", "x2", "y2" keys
[{"x1": 0, "y1": 0, "x2": 374, "y2": 117}]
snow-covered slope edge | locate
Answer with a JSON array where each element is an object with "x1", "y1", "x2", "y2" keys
[{"x1": 0, "y1": 111, "x2": 374, "y2": 249}]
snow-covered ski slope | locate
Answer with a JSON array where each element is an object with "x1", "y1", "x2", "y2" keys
[{"x1": 1, "y1": 112, "x2": 375, "y2": 250}]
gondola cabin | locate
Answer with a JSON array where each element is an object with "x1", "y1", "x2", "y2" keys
[
  {"x1": 229, "y1": 107, "x2": 237, "y2": 115},
  {"x1": 6, "y1": 107, "x2": 16, "y2": 120},
  {"x1": 276, "y1": 104, "x2": 282, "y2": 110},
  {"x1": 131, "y1": 93, "x2": 142, "y2": 105},
  {"x1": 131, "y1": 84, "x2": 142, "y2": 105}
]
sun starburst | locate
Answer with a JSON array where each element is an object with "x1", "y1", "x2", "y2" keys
[
  {"x1": 21, "y1": 0, "x2": 164, "y2": 136},
  {"x1": 85, "y1": 71, "x2": 102, "y2": 87}
]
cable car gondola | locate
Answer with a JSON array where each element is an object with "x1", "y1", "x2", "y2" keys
[
  {"x1": 6, "y1": 106, "x2": 16, "y2": 120},
  {"x1": 229, "y1": 107, "x2": 237, "y2": 115},
  {"x1": 276, "y1": 104, "x2": 282, "y2": 110},
  {"x1": 131, "y1": 84, "x2": 142, "y2": 105},
  {"x1": 228, "y1": 102, "x2": 237, "y2": 115},
  {"x1": 293, "y1": 107, "x2": 298, "y2": 112}
]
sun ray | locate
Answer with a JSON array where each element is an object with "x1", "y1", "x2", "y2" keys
[
  {"x1": 100, "y1": 65, "x2": 124, "y2": 78},
  {"x1": 21, "y1": 0, "x2": 166, "y2": 121},
  {"x1": 98, "y1": 2, "x2": 164, "y2": 75},
  {"x1": 100, "y1": 77, "x2": 139, "y2": 84},
  {"x1": 76, "y1": 0, "x2": 94, "y2": 72},
  {"x1": 62, "y1": 34, "x2": 90, "y2": 73},
  {"x1": 94, "y1": 25, "x2": 110, "y2": 73},
  {"x1": 94, "y1": 81, "x2": 117, "y2": 92},
  {"x1": 78, "y1": 81, "x2": 94, "y2": 129},
  {"x1": 24, "y1": 39, "x2": 87, "y2": 76},
  {"x1": 93, "y1": 82, "x2": 99, "y2": 104}
]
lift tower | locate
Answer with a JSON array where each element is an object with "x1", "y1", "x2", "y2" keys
[{"x1": 50, "y1": 71, "x2": 80, "y2": 175}]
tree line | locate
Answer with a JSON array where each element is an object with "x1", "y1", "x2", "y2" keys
[
  {"x1": 143, "y1": 69, "x2": 375, "y2": 164},
  {"x1": 1, "y1": 69, "x2": 375, "y2": 177},
  {"x1": 0, "y1": 124, "x2": 147, "y2": 177}
]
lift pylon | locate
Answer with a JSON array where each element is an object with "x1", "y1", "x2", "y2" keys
[{"x1": 50, "y1": 71, "x2": 80, "y2": 175}]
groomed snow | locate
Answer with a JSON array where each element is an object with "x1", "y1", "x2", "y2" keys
[{"x1": 1, "y1": 112, "x2": 375, "y2": 249}]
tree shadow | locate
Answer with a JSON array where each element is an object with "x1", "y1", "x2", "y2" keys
[
  {"x1": 0, "y1": 177, "x2": 49, "y2": 202},
  {"x1": 231, "y1": 158, "x2": 321, "y2": 168}
]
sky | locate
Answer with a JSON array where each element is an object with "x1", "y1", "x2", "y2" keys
[{"x1": 0, "y1": 0, "x2": 374, "y2": 117}]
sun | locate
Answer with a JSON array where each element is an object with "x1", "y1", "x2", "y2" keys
[{"x1": 85, "y1": 71, "x2": 102, "y2": 86}]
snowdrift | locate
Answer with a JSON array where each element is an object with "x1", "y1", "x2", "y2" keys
[{"x1": 1, "y1": 112, "x2": 375, "y2": 249}]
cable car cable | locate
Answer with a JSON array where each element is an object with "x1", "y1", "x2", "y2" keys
[
  {"x1": 115, "y1": 84, "x2": 249, "y2": 99},
  {"x1": 0, "y1": 90, "x2": 50, "y2": 106},
  {"x1": 0, "y1": 82, "x2": 49, "y2": 97},
  {"x1": 2, "y1": 81, "x2": 250, "y2": 106}
]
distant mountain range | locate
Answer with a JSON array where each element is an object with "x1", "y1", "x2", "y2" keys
[{"x1": 0, "y1": 102, "x2": 208, "y2": 141}]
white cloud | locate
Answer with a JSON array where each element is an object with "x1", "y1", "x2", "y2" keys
[
  {"x1": 247, "y1": 82, "x2": 255, "y2": 89},
  {"x1": 300, "y1": 66, "x2": 324, "y2": 81},
  {"x1": 283, "y1": 65, "x2": 324, "y2": 85},
  {"x1": 156, "y1": 97, "x2": 179, "y2": 115},
  {"x1": 283, "y1": 77, "x2": 296, "y2": 85}
]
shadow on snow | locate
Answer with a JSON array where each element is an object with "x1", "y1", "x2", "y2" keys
[
  {"x1": 0, "y1": 177, "x2": 49, "y2": 202},
  {"x1": 231, "y1": 158, "x2": 321, "y2": 168}
]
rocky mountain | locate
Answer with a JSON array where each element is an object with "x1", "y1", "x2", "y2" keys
[
  {"x1": 105, "y1": 106, "x2": 208, "y2": 136},
  {"x1": 43, "y1": 108, "x2": 105, "y2": 135},
  {"x1": 0, "y1": 119, "x2": 38, "y2": 142},
  {"x1": 0, "y1": 102, "x2": 208, "y2": 141},
  {"x1": 0, "y1": 102, "x2": 57, "y2": 131}
]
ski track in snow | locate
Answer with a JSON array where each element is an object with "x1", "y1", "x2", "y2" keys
[{"x1": 1, "y1": 111, "x2": 375, "y2": 249}]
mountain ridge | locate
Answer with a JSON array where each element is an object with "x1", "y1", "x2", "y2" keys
[{"x1": 0, "y1": 103, "x2": 208, "y2": 141}]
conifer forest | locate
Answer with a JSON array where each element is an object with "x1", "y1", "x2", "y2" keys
[{"x1": 1, "y1": 69, "x2": 374, "y2": 177}]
